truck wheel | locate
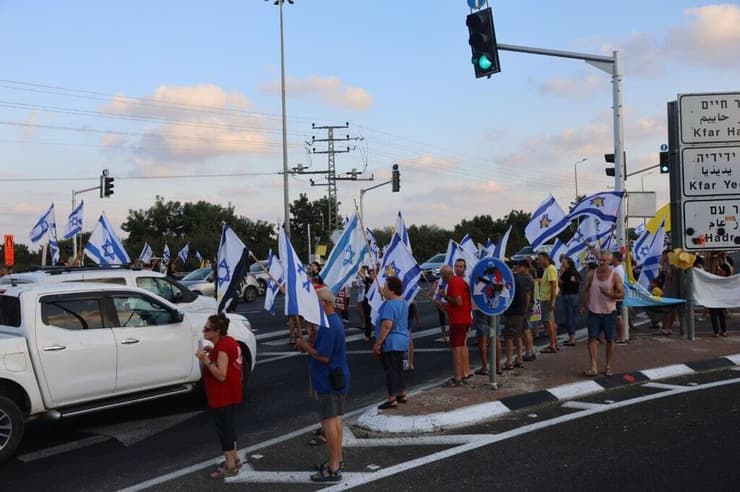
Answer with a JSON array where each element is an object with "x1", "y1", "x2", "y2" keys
[
  {"x1": 243, "y1": 286, "x2": 258, "y2": 303},
  {"x1": 0, "y1": 396, "x2": 24, "y2": 464}
]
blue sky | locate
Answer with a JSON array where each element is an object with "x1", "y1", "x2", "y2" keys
[{"x1": 1, "y1": 0, "x2": 739, "y2": 250}]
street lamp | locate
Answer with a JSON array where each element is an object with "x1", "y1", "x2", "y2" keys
[
  {"x1": 573, "y1": 157, "x2": 588, "y2": 201},
  {"x1": 266, "y1": 0, "x2": 294, "y2": 235}
]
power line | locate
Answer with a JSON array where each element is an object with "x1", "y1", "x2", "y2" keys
[{"x1": 0, "y1": 171, "x2": 280, "y2": 182}]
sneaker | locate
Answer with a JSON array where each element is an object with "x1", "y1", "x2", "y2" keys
[{"x1": 522, "y1": 352, "x2": 536, "y2": 362}]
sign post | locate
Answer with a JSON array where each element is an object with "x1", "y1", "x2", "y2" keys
[{"x1": 470, "y1": 257, "x2": 515, "y2": 390}]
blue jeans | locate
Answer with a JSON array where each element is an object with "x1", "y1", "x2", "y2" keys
[
  {"x1": 561, "y1": 294, "x2": 580, "y2": 336},
  {"x1": 587, "y1": 311, "x2": 617, "y2": 341}
]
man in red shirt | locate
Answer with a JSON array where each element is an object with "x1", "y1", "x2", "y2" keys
[{"x1": 439, "y1": 259, "x2": 473, "y2": 386}]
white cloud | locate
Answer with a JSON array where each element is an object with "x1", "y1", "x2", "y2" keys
[
  {"x1": 667, "y1": 4, "x2": 740, "y2": 65},
  {"x1": 535, "y1": 74, "x2": 603, "y2": 97},
  {"x1": 397, "y1": 153, "x2": 460, "y2": 170},
  {"x1": 99, "y1": 85, "x2": 276, "y2": 165},
  {"x1": 262, "y1": 75, "x2": 373, "y2": 111}
]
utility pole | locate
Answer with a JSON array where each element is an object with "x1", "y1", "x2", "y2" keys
[{"x1": 308, "y1": 122, "x2": 368, "y2": 230}]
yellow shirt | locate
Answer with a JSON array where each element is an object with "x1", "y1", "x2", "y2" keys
[{"x1": 539, "y1": 264, "x2": 559, "y2": 301}]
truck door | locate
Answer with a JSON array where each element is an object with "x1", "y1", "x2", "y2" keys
[
  {"x1": 36, "y1": 294, "x2": 117, "y2": 406},
  {"x1": 107, "y1": 293, "x2": 195, "y2": 392}
]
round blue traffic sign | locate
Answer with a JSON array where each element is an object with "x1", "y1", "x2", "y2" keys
[
  {"x1": 467, "y1": 0, "x2": 488, "y2": 9},
  {"x1": 470, "y1": 257, "x2": 514, "y2": 315},
  {"x1": 660, "y1": 144, "x2": 668, "y2": 151}
]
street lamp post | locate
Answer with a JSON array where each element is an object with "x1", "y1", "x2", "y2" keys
[
  {"x1": 573, "y1": 157, "x2": 588, "y2": 201},
  {"x1": 267, "y1": 0, "x2": 293, "y2": 235}
]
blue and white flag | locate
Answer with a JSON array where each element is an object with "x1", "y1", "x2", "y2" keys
[
  {"x1": 49, "y1": 224, "x2": 60, "y2": 265},
  {"x1": 637, "y1": 221, "x2": 666, "y2": 289},
  {"x1": 63, "y1": 201, "x2": 84, "y2": 240},
  {"x1": 279, "y1": 227, "x2": 328, "y2": 327},
  {"x1": 442, "y1": 238, "x2": 479, "y2": 284},
  {"x1": 394, "y1": 211, "x2": 412, "y2": 253},
  {"x1": 162, "y1": 244, "x2": 171, "y2": 264},
  {"x1": 29, "y1": 203, "x2": 56, "y2": 244},
  {"x1": 366, "y1": 228, "x2": 379, "y2": 266},
  {"x1": 492, "y1": 226, "x2": 511, "y2": 260},
  {"x1": 138, "y1": 242, "x2": 153, "y2": 263},
  {"x1": 525, "y1": 195, "x2": 570, "y2": 250},
  {"x1": 631, "y1": 227, "x2": 652, "y2": 267},
  {"x1": 459, "y1": 234, "x2": 478, "y2": 258},
  {"x1": 567, "y1": 191, "x2": 624, "y2": 224},
  {"x1": 634, "y1": 223, "x2": 646, "y2": 236},
  {"x1": 624, "y1": 280, "x2": 684, "y2": 308},
  {"x1": 84, "y1": 213, "x2": 131, "y2": 265},
  {"x1": 479, "y1": 238, "x2": 495, "y2": 259},
  {"x1": 216, "y1": 224, "x2": 250, "y2": 313},
  {"x1": 263, "y1": 249, "x2": 284, "y2": 315},
  {"x1": 177, "y1": 243, "x2": 190, "y2": 263},
  {"x1": 321, "y1": 213, "x2": 369, "y2": 295},
  {"x1": 367, "y1": 232, "x2": 422, "y2": 322},
  {"x1": 343, "y1": 215, "x2": 350, "y2": 228},
  {"x1": 552, "y1": 217, "x2": 612, "y2": 269},
  {"x1": 195, "y1": 250, "x2": 203, "y2": 262}
]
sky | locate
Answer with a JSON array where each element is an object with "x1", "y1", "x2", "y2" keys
[{"x1": 1, "y1": 0, "x2": 740, "y2": 252}]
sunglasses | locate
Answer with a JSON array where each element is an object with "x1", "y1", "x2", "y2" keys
[{"x1": 202, "y1": 327, "x2": 218, "y2": 333}]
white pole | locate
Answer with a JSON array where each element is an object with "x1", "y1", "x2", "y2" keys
[
  {"x1": 279, "y1": 0, "x2": 290, "y2": 236},
  {"x1": 307, "y1": 223, "x2": 312, "y2": 263}
]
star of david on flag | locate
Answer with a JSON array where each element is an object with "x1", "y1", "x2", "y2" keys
[
  {"x1": 162, "y1": 244, "x2": 171, "y2": 264},
  {"x1": 84, "y1": 212, "x2": 131, "y2": 265},
  {"x1": 177, "y1": 243, "x2": 190, "y2": 263},
  {"x1": 63, "y1": 201, "x2": 84, "y2": 240},
  {"x1": 525, "y1": 194, "x2": 569, "y2": 250},
  {"x1": 263, "y1": 249, "x2": 284, "y2": 315},
  {"x1": 637, "y1": 221, "x2": 666, "y2": 290},
  {"x1": 567, "y1": 191, "x2": 624, "y2": 224},
  {"x1": 279, "y1": 226, "x2": 328, "y2": 327},
  {"x1": 29, "y1": 203, "x2": 56, "y2": 244},
  {"x1": 320, "y1": 213, "x2": 368, "y2": 295},
  {"x1": 138, "y1": 242, "x2": 153, "y2": 263},
  {"x1": 216, "y1": 223, "x2": 250, "y2": 313}
]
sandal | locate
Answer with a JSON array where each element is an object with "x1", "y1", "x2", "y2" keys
[
  {"x1": 210, "y1": 466, "x2": 239, "y2": 479},
  {"x1": 541, "y1": 346, "x2": 558, "y2": 354},
  {"x1": 604, "y1": 368, "x2": 614, "y2": 376},
  {"x1": 720, "y1": 332, "x2": 728, "y2": 337},
  {"x1": 443, "y1": 378, "x2": 463, "y2": 387},
  {"x1": 563, "y1": 341, "x2": 576, "y2": 347},
  {"x1": 496, "y1": 369, "x2": 503, "y2": 375},
  {"x1": 378, "y1": 400, "x2": 398, "y2": 410},
  {"x1": 474, "y1": 367, "x2": 489, "y2": 376},
  {"x1": 310, "y1": 465, "x2": 342, "y2": 483},
  {"x1": 513, "y1": 362, "x2": 524, "y2": 368},
  {"x1": 216, "y1": 458, "x2": 242, "y2": 470},
  {"x1": 396, "y1": 394, "x2": 408, "y2": 403},
  {"x1": 503, "y1": 365, "x2": 514, "y2": 371},
  {"x1": 583, "y1": 368, "x2": 598, "y2": 377},
  {"x1": 308, "y1": 434, "x2": 327, "y2": 446}
]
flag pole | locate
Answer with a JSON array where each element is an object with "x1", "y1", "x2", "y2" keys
[{"x1": 353, "y1": 200, "x2": 384, "y2": 297}]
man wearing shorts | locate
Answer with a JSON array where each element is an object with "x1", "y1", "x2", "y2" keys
[
  {"x1": 503, "y1": 260, "x2": 533, "y2": 370},
  {"x1": 295, "y1": 287, "x2": 350, "y2": 482},
  {"x1": 439, "y1": 260, "x2": 472, "y2": 386},
  {"x1": 580, "y1": 252, "x2": 624, "y2": 377},
  {"x1": 537, "y1": 252, "x2": 559, "y2": 353}
]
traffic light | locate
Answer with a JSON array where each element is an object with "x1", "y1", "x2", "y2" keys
[
  {"x1": 659, "y1": 151, "x2": 670, "y2": 174},
  {"x1": 604, "y1": 152, "x2": 627, "y2": 178},
  {"x1": 101, "y1": 176, "x2": 115, "y2": 197},
  {"x1": 391, "y1": 164, "x2": 400, "y2": 192},
  {"x1": 466, "y1": 7, "x2": 501, "y2": 78}
]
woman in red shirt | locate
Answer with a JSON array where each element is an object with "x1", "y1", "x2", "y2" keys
[{"x1": 195, "y1": 313, "x2": 244, "y2": 479}]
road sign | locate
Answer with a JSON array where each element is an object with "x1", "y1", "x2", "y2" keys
[
  {"x1": 660, "y1": 143, "x2": 668, "y2": 151},
  {"x1": 682, "y1": 199, "x2": 740, "y2": 250},
  {"x1": 679, "y1": 92, "x2": 740, "y2": 145},
  {"x1": 681, "y1": 146, "x2": 740, "y2": 197},
  {"x1": 470, "y1": 257, "x2": 514, "y2": 315}
]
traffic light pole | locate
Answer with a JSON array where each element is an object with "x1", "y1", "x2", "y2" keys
[
  {"x1": 496, "y1": 43, "x2": 629, "y2": 337},
  {"x1": 71, "y1": 184, "x2": 102, "y2": 264},
  {"x1": 359, "y1": 180, "x2": 392, "y2": 224}
]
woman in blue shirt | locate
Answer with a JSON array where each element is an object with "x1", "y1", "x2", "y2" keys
[{"x1": 373, "y1": 276, "x2": 410, "y2": 409}]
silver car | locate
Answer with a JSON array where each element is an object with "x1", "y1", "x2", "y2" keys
[{"x1": 180, "y1": 267, "x2": 261, "y2": 302}]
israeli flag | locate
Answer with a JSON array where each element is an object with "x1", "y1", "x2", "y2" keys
[
  {"x1": 493, "y1": 226, "x2": 511, "y2": 260},
  {"x1": 177, "y1": 243, "x2": 190, "y2": 263},
  {"x1": 552, "y1": 217, "x2": 612, "y2": 269},
  {"x1": 637, "y1": 221, "x2": 666, "y2": 289},
  {"x1": 366, "y1": 228, "x2": 379, "y2": 266},
  {"x1": 138, "y1": 242, "x2": 153, "y2": 263},
  {"x1": 634, "y1": 223, "x2": 646, "y2": 236},
  {"x1": 62, "y1": 201, "x2": 84, "y2": 240},
  {"x1": 366, "y1": 232, "x2": 422, "y2": 323},
  {"x1": 29, "y1": 203, "x2": 56, "y2": 244},
  {"x1": 320, "y1": 214, "x2": 369, "y2": 295},
  {"x1": 394, "y1": 211, "x2": 412, "y2": 253},
  {"x1": 631, "y1": 228, "x2": 652, "y2": 267},
  {"x1": 442, "y1": 238, "x2": 478, "y2": 285},
  {"x1": 195, "y1": 250, "x2": 203, "y2": 262},
  {"x1": 567, "y1": 191, "x2": 624, "y2": 224},
  {"x1": 263, "y1": 249, "x2": 284, "y2": 315},
  {"x1": 49, "y1": 224, "x2": 60, "y2": 265},
  {"x1": 162, "y1": 244, "x2": 171, "y2": 264},
  {"x1": 84, "y1": 213, "x2": 131, "y2": 265},
  {"x1": 279, "y1": 226, "x2": 328, "y2": 327},
  {"x1": 216, "y1": 224, "x2": 250, "y2": 313},
  {"x1": 459, "y1": 234, "x2": 478, "y2": 258},
  {"x1": 525, "y1": 195, "x2": 570, "y2": 250}
]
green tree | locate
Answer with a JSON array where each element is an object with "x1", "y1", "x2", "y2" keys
[{"x1": 289, "y1": 193, "x2": 339, "y2": 261}]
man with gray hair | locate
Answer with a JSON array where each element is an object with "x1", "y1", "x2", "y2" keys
[{"x1": 295, "y1": 287, "x2": 350, "y2": 482}]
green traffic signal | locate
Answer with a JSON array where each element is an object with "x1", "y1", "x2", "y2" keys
[
  {"x1": 478, "y1": 55, "x2": 493, "y2": 70},
  {"x1": 660, "y1": 164, "x2": 669, "y2": 174}
]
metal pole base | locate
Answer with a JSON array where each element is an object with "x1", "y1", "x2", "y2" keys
[{"x1": 489, "y1": 382, "x2": 501, "y2": 390}]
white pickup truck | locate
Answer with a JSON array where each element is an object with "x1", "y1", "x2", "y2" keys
[{"x1": 0, "y1": 282, "x2": 254, "y2": 463}]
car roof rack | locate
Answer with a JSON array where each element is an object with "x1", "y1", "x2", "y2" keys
[{"x1": 24, "y1": 264, "x2": 143, "y2": 275}]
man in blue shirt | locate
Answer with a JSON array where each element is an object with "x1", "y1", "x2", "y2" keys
[{"x1": 295, "y1": 287, "x2": 350, "y2": 482}]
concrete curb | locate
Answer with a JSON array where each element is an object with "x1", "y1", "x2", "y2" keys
[{"x1": 356, "y1": 353, "x2": 740, "y2": 434}]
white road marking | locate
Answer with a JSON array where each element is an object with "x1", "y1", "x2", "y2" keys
[
  {"x1": 643, "y1": 382, "x2": 688, "y2": 391},
  {"x1": 641, "y1": 364, "x2": 695, "y2": 380},
  {"x1": 562, "y1": 401, "x2": 607, "y2": 410},
  {"x1": 547, "y1": 380, "x2": 604, "y2": 401},
  {"x1": 119, "y1": 377, "x2": 740, "y2": 492},
  {"x1": 17, "y1": 435, "x2": 111, "y2": 462}
]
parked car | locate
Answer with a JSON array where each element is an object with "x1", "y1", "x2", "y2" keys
[
  {"x1": 511, "y1": 245, "x2": 536, "y2": 263},
  {"x1": 176, "y1": 267, "x2": 262, "y2": 302},
  {"x1": 0, "y1": 282, "x2": 255, "y2": 463},
  {"x1": 248, "y1": 260, "x2": 271, "y2": 292},
  {"x1": 420, "y1": 253, "x2": 446, "y2": 281}
]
